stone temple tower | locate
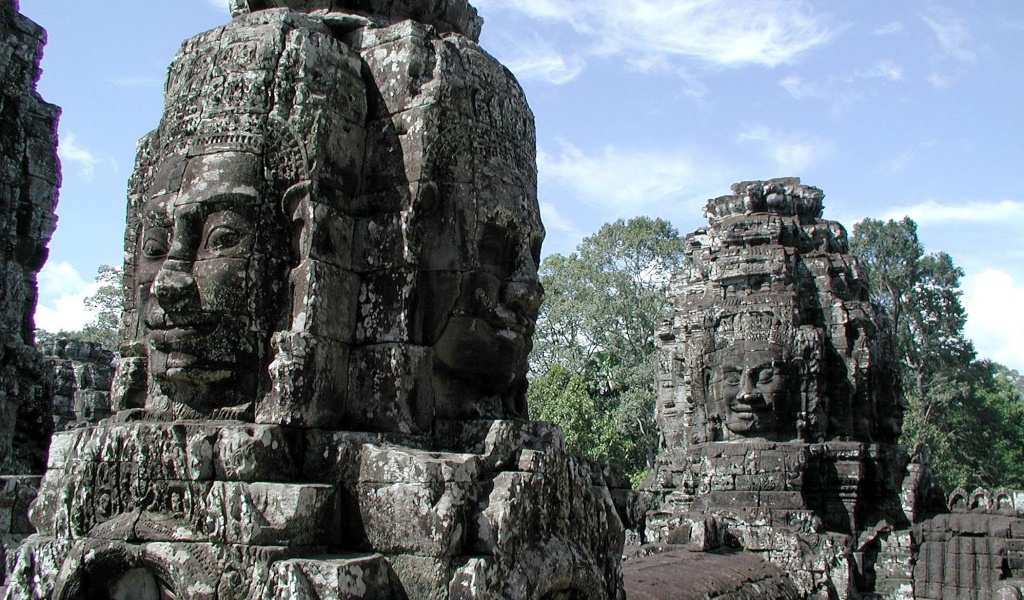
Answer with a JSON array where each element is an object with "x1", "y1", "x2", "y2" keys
[
  {"x1": 5, "y1": 2, "x2": 627, "y2": 598},
  {"x1": 638, "y1": 179, "x2": 911, "y2": 597}
]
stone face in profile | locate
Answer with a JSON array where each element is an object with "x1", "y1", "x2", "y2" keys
[{"x1": 433, "y1": 199, "x2": 544, "y2": 416}]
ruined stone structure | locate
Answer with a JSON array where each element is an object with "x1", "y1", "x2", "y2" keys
[
  {"x1": 631, "y1": 179, "x2": 912, "y2": 597},
  {"x1": 0, "y1": 0, "x2": 59, "y2": 476},
  {"x1": 873, "y1": 487, "x2": 1024, "y2": 599},
  {"x1": 5, "y1": 2, "x2": 625, "y2": 598},
  {"x1": 627, "y1": 179, "x2": 1024, "y2": 599},
  {"x1": 0, "y1": 2, "x2": 60, "y2": 593},
  {"x1": 41, "y1": 339, "x2": 115, "y2": 431}
]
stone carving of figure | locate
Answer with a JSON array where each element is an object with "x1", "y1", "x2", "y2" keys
[
  {"x1": 432, "y1": 201, "x2": 545, "y2": 419},
  {"x1": 114, "y1": 6, "x2": 542, "y2": 430},
  {"x1": 135, "y1": 150, "x2": 291, "y2": 417},
  {"x1": 705, "y1": 338, "x2": 789, "y2": 439}
]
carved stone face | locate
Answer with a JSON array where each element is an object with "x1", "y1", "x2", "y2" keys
[
  {"x1": 433, "y1": 210, "x2": 544, "y2": 397},
  {"x1": 705, "y1": 340, "x2": 788, "y2": 438},
  {"x1": 136, "y1": 151, "x2": 282, "y2": 409}
]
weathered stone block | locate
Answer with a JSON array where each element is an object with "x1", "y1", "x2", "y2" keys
[
  {"x1": 270, "y1": 553, "x2": 400, "y2": 599},
  {"x1": 347, "y1": 344, "x2": 434, "y2": 435},
  {"x1": 387, "y1": 554, "x2": 451, "y2": 600},
  {"x1": 358, "y1": 445, "x2": 479, "y2": 556},
  {"x1": 290, "y1": 198, "x2": 355, "y2": 270},
  {"x1": 205, "y1": 482, "x2": 337, "y2": 546},
  {"x1": 213, "y1": 425, "x2": 299, "y2": 482},
  {"x1": 289, "y1": 258, "x2": 360, "y2": 344},
  {"x1": 260, "y1": 332, "x2": 351, "y2": 429}
]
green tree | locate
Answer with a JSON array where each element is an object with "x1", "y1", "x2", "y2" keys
[
  {"x1": 35, "y1": 265, "x2": 122, "y2": 351},
  {"x1": 850, "y1": 217, "x2": 1024, "y2": 490},
  {"x1": 530, "y1": 217, "x2": 687, "y2": 480},
  {"x1": 78, "y1": 264, "x2": 122, "y2": 349},
  {"x1": 851, "y1": 218, "x2": 975, "y2": 403}
]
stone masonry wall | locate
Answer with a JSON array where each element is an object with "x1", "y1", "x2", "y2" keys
[
  {"x1": 0, "y1": 0, "x2": 59, "y2": 475},
  {"x1": 40, "y1": 339, "x2": 114, "y2": 431}
]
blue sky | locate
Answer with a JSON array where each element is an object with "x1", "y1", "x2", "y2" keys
[{"x1": 19, "y1": 0, "x2": 1024, "y2": 371}]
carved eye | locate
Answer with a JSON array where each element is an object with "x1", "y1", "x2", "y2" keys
[
  {"x1": 205, "y1": 226, "x2": 241, "y2": 251},
  {"x1": 142, "y1": 231, "x2": 169, "y2": 259},
  {"x1": 758, "y1": 369, "x2": 774, "y2": 384},
  {"x1": 722, "y1": 372, "x2": 741, "y2": 386}
]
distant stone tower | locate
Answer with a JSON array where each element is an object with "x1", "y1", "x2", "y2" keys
[
  {"x1": 5, "y1": 3, "x2": 626, "y2": 598},
  {"x1": 638, "y1": 179, "x2": 910, "y2": 597}
]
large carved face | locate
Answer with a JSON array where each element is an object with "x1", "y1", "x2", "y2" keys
[
  {"x1": 705, "y1": 340, "x2": 789, "y2": 438},
  {"x1": 433, "y1": 203, "x2": 544, "y2": 397},
  {"x1": 136, "y1": 151, "x2": 283, "y2": 409}
]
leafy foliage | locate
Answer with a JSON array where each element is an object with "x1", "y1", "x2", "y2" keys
[
  {"x1": 851, "y1": 218, "x2": 1024, "y2": 490},
  {"x1": 529, "y1": 217, "x2": 686, "y2": 479},
  {"x1": 36, "y1": 265, "x2": 121, "y2": 351}
]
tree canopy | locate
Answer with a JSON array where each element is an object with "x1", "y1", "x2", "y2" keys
[
  {"x1": 852, "y1": 217, "x2": 1024, "y2": 490},
  {"x1": 529, "y1": 217, "x2": 686, "y2": 481},
  {"x1": 36, "y1": 265, "x2": 121, "y2": 351}
]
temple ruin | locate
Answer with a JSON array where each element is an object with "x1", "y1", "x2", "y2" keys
[
  {"x1": 4, "y1": 1, "x2": 626, "y2": 598},
  {"x1": 625, "y1": 179, "x2": 1024, "y2": 599},
  {"x1": 7, "y1": 1, "x2": 1024, "y2": 598}
]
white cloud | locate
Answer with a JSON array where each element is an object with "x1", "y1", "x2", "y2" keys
[
  {"x1": 538, "y1": 141, "x2": 725, "y2": 212},
  {"x1": 873, "y1": 21, "x2": 905, "y2": 36},
  {"x1": 964, "y1": 269, "x2": 1024, "y2": 372},
  {"x1": 504, "y1": 46, "x2": 585, "y2": 84},
  {"x1": 778, "y1": 75, "x2": 823, "y2": 100},
  {"x1": 737, "y1": 126, "x2": 833, "y2": 174},
  {"x1": 779, "y1": 60, "x2": 903, "y2": 105},
  {"x1": 854, "y1": 59, "x2": 904, "y2": 82},
  {"x1": 539, "y1": 201, "x2": 580, "y2": 236},
  {"x1": 35, "y1": 261, "x2": 100, "y2": 333},
  {"x1": 921, "y1": 7, "x2": 975, "y2": 63},
  {"x1": 58, "y1": 133, "x2": 101, "y2": 179},
  {"x1": 920, "y1": 6, "x2": 976, "y2": 88},
  {"x1": 882, "y1": 200, "x2": 1024, "y2": 225},
  {"x1": 477, "y1": 0, "x2": 835, "y2": 70}
]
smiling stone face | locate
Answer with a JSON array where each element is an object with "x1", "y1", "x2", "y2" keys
[
  {"x1": 705, "y1": 340, "x2": 789, "y2": 439},
  {"x1": 135, "y1": 151, "x2": 287, "y2": 414}
]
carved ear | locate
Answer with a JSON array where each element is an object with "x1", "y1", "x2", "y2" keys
[
  {"x1": 282, "y1": 181, "x2": 313, "y2": 219},
  {"x1": 282, "y1": 181, "x2": 313, "y2": 266}
]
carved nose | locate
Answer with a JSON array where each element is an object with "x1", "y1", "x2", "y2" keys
[
  {"x1": 503, "y1": 280, "x2": 543, "y2": 314},
  {"x1": 152, "y1": 261, "x2": 198, "y2": 307}
]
